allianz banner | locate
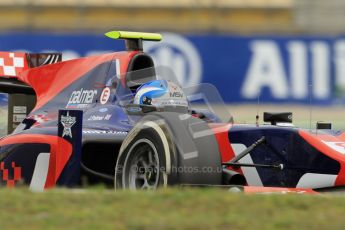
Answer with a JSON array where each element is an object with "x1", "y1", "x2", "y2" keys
[{"x1": 1, "y1": 32, "x2": 344, "y2": 104}]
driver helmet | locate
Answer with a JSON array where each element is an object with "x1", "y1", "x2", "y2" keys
[{"x1": 133, "y1": 79, "x2": 188, "y2": 111}]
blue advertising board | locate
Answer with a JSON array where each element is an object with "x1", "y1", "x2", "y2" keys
[
  {"x1": 0, "y1": 93, "x2": 7, "y2": 106},
  {"x1": 1, "y1": 32, "x2": 345, "y2": 104}
]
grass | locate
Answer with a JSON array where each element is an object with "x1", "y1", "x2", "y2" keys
[{"x1": 1, "y1": 187, "x2": 345, "y2": 230}]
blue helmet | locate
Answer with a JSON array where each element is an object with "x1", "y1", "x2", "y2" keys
[{"x1": 133, "y1": 80, "x2": 188, "y2": 109}]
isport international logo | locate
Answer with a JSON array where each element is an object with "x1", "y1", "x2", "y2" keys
[
  {"x1": 60, "y1": 111, "x2": 76, "y2": 138},
  {"x1": 144, "y1": 33, "x2": 202, "y2": 87}
]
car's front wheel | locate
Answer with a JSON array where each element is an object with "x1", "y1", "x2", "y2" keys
[
  {"x1": 115, "y1": 112, "x2": 222, "y2": 190},
  {"x1": 118, "y1": 126, "x2": 170, "y2": 190}
]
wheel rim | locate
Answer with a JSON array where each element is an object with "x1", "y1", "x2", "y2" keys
[{"x1": 123, "y1": 139, "x2": 160, "y2": 190}]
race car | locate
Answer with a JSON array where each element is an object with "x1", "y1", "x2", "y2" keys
[{"x1": 0, "y1": 31, "x2": 344, "y2": 194}]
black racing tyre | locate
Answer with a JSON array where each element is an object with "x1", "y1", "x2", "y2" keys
[{"x1": 115, "y1": 112, "x2": 222, "y2": 190}]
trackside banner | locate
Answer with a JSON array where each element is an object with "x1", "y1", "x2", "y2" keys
[{"x1": 1, "y1": 32, "x2": 345, "y2": 104}]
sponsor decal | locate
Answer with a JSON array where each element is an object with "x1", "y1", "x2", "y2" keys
[
  {"x1": 60, "y1": 111, "x2": 76, "y2": 138},
  {"x1": 67, "y1": 88, "x2": 97, "y2": 108},
  {"x1": 0, "y1": 161, "x2": 21, "y2": 187},
  {"x1": 87, "y1": 114, "x2": 112, "y2": 121},
  {"x1": 170, "y1": 92, "x2": 184, "y2": 98},
  {"x1": 13, "y1": 106, "x2": 27, "y2": 114},
  {"x1": 13, "y1": 106, "x2": 27, "y2": 124},
  {"x1": 104, "y1": 114, "x2": 112, "y2": 120},
  {"x1": 87, "y1": 115, "x2": 103, "y2": 121},
  {"x1": 169, "y1": 82, "x2": 184, "y2": 98},
  {"x1": 126, "y1": 106, "x2": 142, "y2": 113},
  {"x1": 13, "y1": 114, "x2": 26, "y2": 123},
  {"x1": 161, "y1": 100, "x2": 188, "y2": 107},
  {"x1": 83, "y1": 130, "x2": 128, "y2": 135},
  {"x1": 100, "y1": 87, "x2": 111, "y2": 105},
  {"x1": 99, "y1": 108, "x2": 108, "y2": 113}
]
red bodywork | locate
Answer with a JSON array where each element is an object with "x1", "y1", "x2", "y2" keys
[
  {"x1": 0, "y1": 50, "x2": 139, "y2": 188},
  {"x1": 299, "y1": 131, "x2": 345, "y2": 186},
  {"x1": 211, "y1": 123, "x2": 345, "y2": 193},
  {"x1": 19, "y1": 51, "x2": 138, "y2": 112}
]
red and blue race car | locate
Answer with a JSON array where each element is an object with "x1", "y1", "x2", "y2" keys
[{"x1": 0, "y1": 31, "x2": 344, "y2": 194}]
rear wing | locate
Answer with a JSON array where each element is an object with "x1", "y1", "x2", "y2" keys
[
  {"x1": 0, "y1": 52, "x2": 62, "y2": 134},
  {"x1": 105, "y1": 30, "x2": 162, "y2": 51}
]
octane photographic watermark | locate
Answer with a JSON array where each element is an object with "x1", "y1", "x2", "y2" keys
[{"x1": 116, "y1": 164, "x2": 223, "y2": 175}]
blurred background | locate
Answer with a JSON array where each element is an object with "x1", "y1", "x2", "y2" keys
[{"x1": 1, "y1": 0, "x2": 345, "y2": 134}]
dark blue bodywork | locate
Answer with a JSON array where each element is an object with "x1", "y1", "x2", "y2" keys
[{"x1": 229, "y1": 125, "x2": 341, "y2": 187}]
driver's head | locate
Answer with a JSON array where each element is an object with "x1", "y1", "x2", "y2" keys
[{"x1": 133, "y1": 79, "x2": 188, "y2": 111}]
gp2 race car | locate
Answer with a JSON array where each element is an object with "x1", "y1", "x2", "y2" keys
[{"x1": 0, "y1": 31, "x2": 344, "y2": 194}]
